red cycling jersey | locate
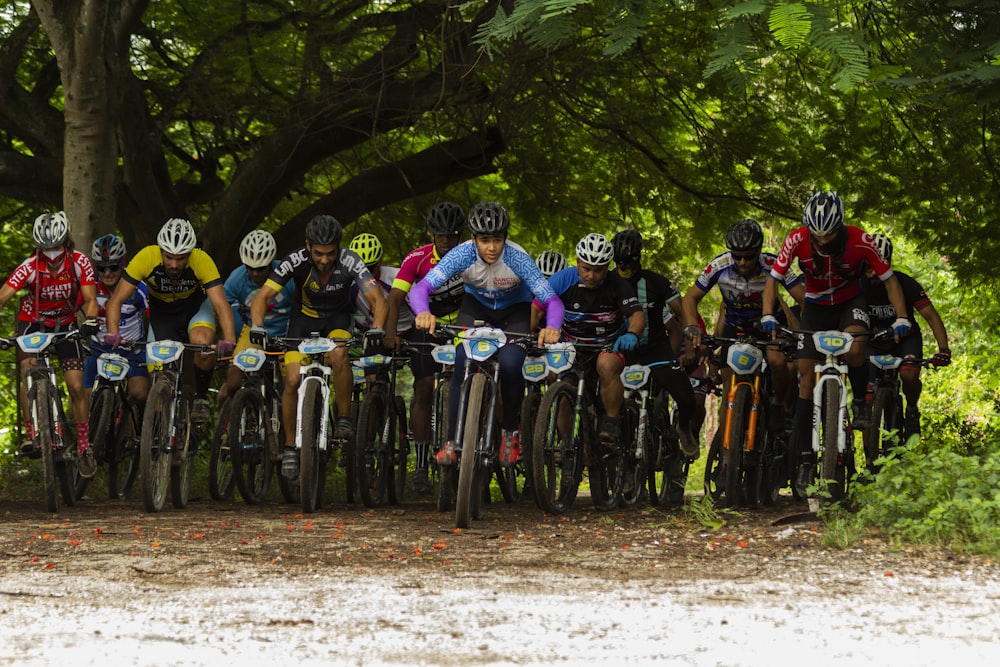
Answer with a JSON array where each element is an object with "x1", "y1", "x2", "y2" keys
[
  {"x1": 770, "y1": 226, "x2": 891, "y2": 305},
  {"x1": 5, "y1": 251, "x2": 96, "y2": 327}
]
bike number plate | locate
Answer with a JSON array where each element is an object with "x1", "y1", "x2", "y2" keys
[
  {"x1": 352, "y1": 365, "x2": 366, "y2": 385},
  {"x1": 233, "y1": 347, "x2": 267, "y2": 372},
  {"x1": 431, "y1": 344, "x2": 456, "y2": 366},
  {"x1": 460, "y1": 327, "x2": 506, "y2": 362},
  {"x1": 545, "y1": 342, "x2": 575, "y2": 373},
  {"x1": 813, "y1": 331, "x2": 853, "y2": 356},
  {"x1": 870, "y1": 354, "x2": 903, "y2": 370},
  {"x1": 16, "y1": 332, "x2": 56, "y2": 354},
  {"x1": 522, "y1": 356, "x2": 547, "y2": 381},
  {"x1": 298, "y1": 337, "x2": 337, "y2": 356},
  {"x1": 146, "y1": 340, "x2": 184, "y2": 364},
  {"x1": 621, "y1": 364, "x2": 651, "y2": 390},
  {"x1": 354, "y1": 354, "x2": 388, "y2": 369},
  {"x1": 727, "y1": 342, "x2": 764, "y2": 375},
  {"x1": 97, "y1": 353, "x2": 131, "y2": 382}
]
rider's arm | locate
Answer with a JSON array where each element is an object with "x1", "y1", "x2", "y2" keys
[
  {"x1": 0, "y1": 283, "x2": 17, "y2": 310},
  {"x1": 786, "y1": 281, "x2": 806, "y2": 308},
  {"x1": 529, "y1": 301, "x2": 544, "y2": 332},
  {"x1": 626, "y1": 309, "x2": 645, "y2": 338},
  {"x1": 105, "y1": 279, "x2": 139, "y2": 334},
  {"x1": 385, "y1": 287, "x2": 406, "y2": 338},
  {"x1": 206, "y1": 283, "x2": 237, "y2": 342},
  {"x1": 882, "y1": 275, "x2": 909, "y2": 328},
  {"x1": 680, "y1": 285, "x2": 706, "y2": 330},
  {"x1": 360, "y1": 282, "x2": 388, "y2": 330},
  {"x1": 761, "y1": 277, "x2": 778, "y2": 318},
  {"x1": 250, "y1": 283, "x2": 279, "y2": 329},
  {"x1": 917, "y1": 302, "x2": 950, "y2": 353},
  {"x1": 79, "y1": 283, "x2": 99, "y2": 318}
]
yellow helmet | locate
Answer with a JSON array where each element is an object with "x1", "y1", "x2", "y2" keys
[{"x1": 349, "y1": 232, "x2": 383, "y2": 266}]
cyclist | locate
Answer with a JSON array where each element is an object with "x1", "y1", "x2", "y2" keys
[
  {"x1": 350, "y1": 232, "x2": 413, "y2": 337},
  {"x1": 862, "y1": 234, "x2": 951, "y2": 438},
  {"x1": 610, "y1": 229, "x2": 701, "y2": 458},
  {"x1": 104, "y1": 218, "x2": 237, "y2": 425},
  {"x1": 84, "y1": 233, "x2": 150, "y2": 419},
  {"x1": 410, "y1": 201, "x2": 563, "y2": 469},
  {"x1": 248, "y1": 214, "x2": 387, "y2": 480},
  {"x1": 534, "y1": 233, "x2": 644, "y2": 447},
  {"x1": 0, "y1": 212, "x2": 99, "y2": 474},
  {"x1": 681, "y1": 218, "x2": 805, "y2": 433},
  {"x1": 761, "y1": 191, "x2": 910, "y2": 496},
  {"x1": 218, "y1": 230, "x2": 294, "y2": 406},
  {"x1": 386, "y1": 202, "x2": 466, "y2": 495},
  {"x1": 535, "y1": 249, "x2": 568, "y2": 278}
]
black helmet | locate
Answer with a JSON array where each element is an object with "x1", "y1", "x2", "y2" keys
[
  {"x1": 611, "y1": 229, "x2": 643, "y2": 262},
  {"x1": 870, "y1": 233, "x2": 893, "y2": 263},
  {"x1": 427, "y1": 202, "x2": 466, "y2": 235},
  {"x1": 467, "y1": 201, "x2": 510, "y2": 235},
  {"x1": 725, "y1": 218, "x2": 764, "y2": 252},
  {"x1": 305, "y1": 215, "x2": 343, "y2": 245}
]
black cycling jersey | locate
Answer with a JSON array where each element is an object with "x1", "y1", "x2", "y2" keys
[
  {"x1": 264, "y1": 246, "x2": 376, "y2": 320},
  {"x1": 547, "y1": 267, "x2": 640, "y2": 344},
  {"x1": 613, "y1": 267, "x2": 680, "y2": 348}
]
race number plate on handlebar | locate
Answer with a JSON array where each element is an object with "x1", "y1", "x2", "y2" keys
[
  {"x1": 544, "y1": 342, "x2": 575, "y2": 373},
  {"x1": 522, "y1": 355, "x2": 547, "y2": 382},
  {"x1": 459, "y1": 327, "x2": 506, "y2": 362},
  {"x1": 621, "y1": 364, "x2": 651, "y2": 390},
  {"x1": 870, "y1": 354, "x2": 903, "y2": 370},
  {"x1": 97, "y1": 353, "x2": 131, "y2": 382},
  {"x1": 812, "y1": 331, "x2": 854, "y2": 356},
  {"x1": 233, "y1": 347, "x2": 267, "y2": 373},
  {"x1": 298, "y1": 337, "x2": 338, "y2": 356},
  {"x1": 146, "y1": 340, "x2": 185, "y2": 365},
  {"x1": 726, "y1": 342, "x2": 765, "y2": 376},
  {"x1": 431, "y1": 344, "x2": 456, "y2": 366},
  {"x1": 15, "y1": 332, "x2": 57, "y2": 354}
]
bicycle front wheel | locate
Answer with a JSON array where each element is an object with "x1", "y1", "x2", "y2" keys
[
  {"x1": 355, "y1": 386, "x2": 391, "y2": 508},
  {"x1": 618, "y1": 399, "x2": 645, "y2": 508},
  {"x1": 209, "y1": 397, "x2": 235, "y2": 501},
  {"x1": 864, "y1": 388, "x2": 899, "y2": 473},
  {"x1": 169, "y1": 389, "x2": 194, "y2": 509},
  {"x1": 819, "y1": 383, "x2": 846, "y2": 501},
  {"x1": 496, "y1": 389, "x2": 539, "y2": 504},
  {"x1": 108, "y1": 401, "x2": 140, "y2": 500},
  {"x1": 140, "y1": 380, "x2": 173, "y2": 512},
  {"x1": 724, "y1": 384, "x2": 753, "y2": 507},
  {"x1": 34, "y1": 381, "x2": 59, "y2": 512},
  {"x1": 390, "y1": 395, "x2": 409, "y2": 504},
  {"x1": 589, "y1": 414, "x2": 626, "y2": 513},
  {"x1": 230, "y1": 390, "x2": 273, "y2": 505},
  {"x1": 531, "y1": 381, "x2": 582, "y2": 514},
  {"x1": 456, "y1": 373, "x2": 488, "y2": 528},
  {"x1": 299, "y1": 380, "x2": 326, "y2": 513}
]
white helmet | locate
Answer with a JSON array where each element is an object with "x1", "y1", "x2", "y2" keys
[
  {"x1": 575, "y1": 233, "x2": 614, "y2": 266},
  {"x1": 239, "y1": 230, "x2": 277, "y2": 268},
  {"x1": 33, "y1": 211, "x2": 70, "y2": 249},
  {"x1": 91, "y1": 234, "x2": 128, "y2": 263},
  {"x1": 157, "y1": 217, "x2": 197, "y2": 255},
  {"x1": 535, "y1": 249, "x2": 568, "y2": 277}
]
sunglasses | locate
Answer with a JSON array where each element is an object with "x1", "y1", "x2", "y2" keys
[
  {"x1": 245, "y1": 264, "x2": 271, "y2": 273},
  {"x1": 731, "y1": 252, "x2": 757, "y2": 261},
  {"x1": 97, "y1": 264, "x2": 121, "y2": 272}
]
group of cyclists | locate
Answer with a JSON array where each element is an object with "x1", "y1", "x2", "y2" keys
[{"x1": 3, "y1": 189, "x2": 951, "y2": 506}]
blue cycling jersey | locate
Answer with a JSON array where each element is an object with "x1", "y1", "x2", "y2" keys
[{"x1": 225, "y1": 261, "x2": 294, "y2": 337}]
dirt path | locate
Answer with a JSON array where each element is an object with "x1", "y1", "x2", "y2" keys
[{"x1": 2, "y1": 494, "x2": 999, "y2": 665}]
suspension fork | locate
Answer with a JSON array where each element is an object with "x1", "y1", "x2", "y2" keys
[{"x1": 721, "y1": 375, "x2": 763, "y2": 452}]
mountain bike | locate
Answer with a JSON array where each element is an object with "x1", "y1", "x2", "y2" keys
[
  {"x1": 779, "y1": 326, "x2": 867, "y2": 503},
  {"x1": 140, "y1": 339, "x2": 216, "y2": 512},
  {"x1": 518, "y1": 347, "x2": 552, "y2": 508},
  {"x1": 442, "y1": 325, "x2": 534, "y2": 528},
  {"x1": 2, "y1": 330, "x2": 84, "y2": 512},
  {"x1": 278, "y1": 332, "x2": 357, "y2": 513},
  {"x1": 352, "y1": 347, "x2": 412, "y2": 507},
  {"x1": 620, "y1": 360, "x2": 683, "y2": 508},
  {"x1": 862, "y1": 350, "x2": 936, "y2": 473},
  {"x1": 430, "y1": 341, "x2": 456, "y2": 511},
  {"x1": 208, "y1": 396, "x2": 234, "y2": 501},
  {"x1": 227, "y1": 345, "x2": 297, "y2": 505},
  {"x1": 701, "y1": 335, "x2": 793, "y2": 507},
  {"x1": 531, "y1": 341, "x2": 623, "y2": 514},
  {"x1": 88, "y1": 345, "x2": 143, "y2": 500}
]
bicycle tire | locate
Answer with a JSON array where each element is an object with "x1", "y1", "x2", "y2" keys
[
  {"x1": 618, "y1": 399, "x2": 645, "y2": 508},
  {"x1": 456, "y1": 373, "x2": 487, "y2": 528},
  {"x1": 820, "y1": 382, "x2": 845, "y2": 501},
  {"x1": 390, "y1": 394, "x2": 408, "y2": 504},
  {"x1": 495, "y1": 390, "x2": 536, "y2": 505},
  {"x1": 589, "y1": 411, "x2": 626, "y2": 513},
  {"x1": 645, "y1": 398, "x2": 670, "y2": 506},
  {"x1": 35, "y1": 381, "x2": 59, "y2": 512},
  {"x1": 760, "y1": 426, "x2": 787, "y2": 507},
  {"x1": 531, "y1": 380, "x2": 582, "y2": 514},
  {"x1": 864, "y1": 387, "x2": 898, "y2": 472},
  {"x1": 209, "y1": 397, "x2": 235, "y2": 501},
  {"x1": 703, "y1": 428, "x2": 724, "y2": 503},
  {"x1": 107, "y1": 401, "x2": 140, "y2": 500},
  {"x1": 299, "y1": 380, "x2": 326, "y2": 513},
  {"x1": 140, "y1": 380, "x2": 173, "y2": 512},
  {"x1": 170, "y1": 389, "x2": 193, "y2": 509},
  {"x1": 230, "y1": 390, "x2": 273, "y2": 505},
  {"x1": 724, "y1": 384, "x2": 752, "y2": 507},
  {"x1": 356, "y1": 386, "x2": 390, "y2": 508},
  {"x1": 89, "y1": 387, "x2": 116, "y2": 465}
]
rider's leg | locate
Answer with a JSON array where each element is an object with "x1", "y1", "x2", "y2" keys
[
  {"x1": 281, "y1": 361, "x2": 302, "y2": 447},
  {"x1": 596, "y1": 352, "x2": 625, "y2": 419},
  {"x1": 188, "y1": 323, "x2": 216, "y2": 401}
]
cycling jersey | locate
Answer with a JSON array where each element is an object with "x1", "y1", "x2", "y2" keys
[
  {"x1": 5, "y1": 251, "x2": 96, "y2": 327},
  {"x1": 411, "y1": 239, "x2": 563, "y2": 328},
  {"x1": 392, "y1": 243, "x2": 464, "y2": 318},
  {"x1": 770, "y1": 226, "x2": 891, "y2": 305},
  {"x1": 616, "y1": 268, "x2": 681, "y2": 347},
  {"x1": 265, "y1": 246, "x2": 377, "y2": 320},
  {"x1": 696, "y1": 251, "x2": 802, "y2": 328},
  {"x1": 94, "y1": 279, "x2": 148, "y2": 342},
  {"x1": 354, "y1": 265, "x2": 413, "y2": 333},
  {"x1": 124, "y1": 245, "x2": 223, "y2": 311},
  {"x1": 546, "y1": 267, "x2": 640, "y2": 344},
  {"x1": 225, "y1": 261, "x2": 294, "y2": 337},
  {"x1": 861, "y1": 270, "x2": 930, "y2": 336}
]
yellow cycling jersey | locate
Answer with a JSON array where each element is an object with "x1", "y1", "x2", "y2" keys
[{"x1": 124, "y1": 245, "x2": 223, "y2": 305}]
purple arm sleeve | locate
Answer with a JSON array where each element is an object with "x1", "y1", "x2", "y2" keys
[
  {"x1": 409, "y1": 279, "x2": 432, "y2": 315},
  {"x1": 541, "y1": 294, "x2": 565, "y2": 330}
]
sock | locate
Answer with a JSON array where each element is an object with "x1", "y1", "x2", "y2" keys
[
  {"x1": 194, "y1": 367, "x2": 213, "y2": 400},
  {"x1": 792, "y1": 397, "x2": 813, "y2": 458},
  {"x1": 848, "y1": 364, "x2": 869, "y2": 403},
  {"x1": 75, "y1": 421, "x2": 89, "y2": 452},
  {"x1": 414, "y1": 441, "x2": 430, "y2": 469}
]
